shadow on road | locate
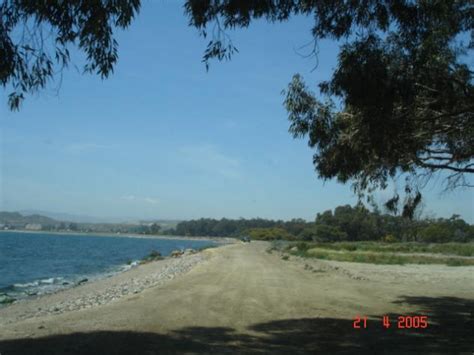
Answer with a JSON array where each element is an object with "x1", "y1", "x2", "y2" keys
[{"x1": 1, "y1": 296, "x2": 472, "y2": 354}]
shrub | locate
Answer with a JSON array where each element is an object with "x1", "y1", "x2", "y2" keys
[
  {"x1": 248, "y1": 227, "x2": 294, "y2": 241},
  {"x1": 382, "y1": 234, "x2": 398, "y2": 243},
  {"x1": 295, "y1": 241, "x2": 310, "y2": 251},
  {"x1": 419, "y1": 225, "x2": 452, "y2": 243},
  {"x1": 313, "y1": 225, "x2": 348, "y2": 242}
]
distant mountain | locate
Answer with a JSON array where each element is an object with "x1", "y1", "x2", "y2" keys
[
  {"x1": 139, "y1": 220, "x2": 182, "y2": 229},
  {"x1": 0, "y1": 211, "x2": 58, "y2": 225},
  {"x1": 13, "y1": 210, "x2": 181, "y2": 226},
  {"x1": 19, "y1": 210, "x2": 126, "y2": 223}
]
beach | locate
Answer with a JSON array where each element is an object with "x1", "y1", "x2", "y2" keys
[{"x1": 0, "y1": 241, "x2": 473, "y2": 353}]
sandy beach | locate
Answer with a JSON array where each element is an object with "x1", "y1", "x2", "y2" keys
[{"x1": 0, "y1": 241, "x2": 473, "y2": 353}]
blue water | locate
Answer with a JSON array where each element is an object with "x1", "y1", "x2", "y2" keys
[{"x1": 0, "y1": 231, "x2": 216, "y2": 302}]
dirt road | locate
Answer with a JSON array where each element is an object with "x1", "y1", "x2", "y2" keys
[{"x1": 1, "y1": 242, "x2": 473, "y2": 354}]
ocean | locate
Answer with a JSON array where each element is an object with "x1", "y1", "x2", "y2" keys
[{"x1": 0, "y1": 231, "x2": 216, "y2": 304}]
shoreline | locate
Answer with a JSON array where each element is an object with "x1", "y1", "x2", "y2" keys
[
  {"x1": 0, "y1": 245, "x2": 222, "y2": 325},
  {"x1": 1, "y1": 242, "x2": 473, "y2": 353},
  {"x1": 0, "y1": 233, "x2": 235, "y2": 310},
  {"x1": 0, "y1": 229, "x2": 235, "y2": 243}
]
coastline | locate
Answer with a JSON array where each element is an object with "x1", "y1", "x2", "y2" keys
[
  {"x1": 0, "y1": 246, "x2": 222, "y2": 325},
  {"x1": 0, "y1": 229, "x2": 235, "y2": 243},
  {"x1": 0, "y1": 232, "x2": 236, "y2": 309},
  {"x1": 1, "y1": 242, "x2": 473, "y2": 353}
]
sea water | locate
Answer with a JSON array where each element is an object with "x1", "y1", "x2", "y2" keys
[{"x1": 0, "y1": 231, "x2": 216, "y2": 304}]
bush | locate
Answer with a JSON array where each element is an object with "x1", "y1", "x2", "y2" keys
[
  {"x1": 419, "y1": 225, "x2": 452, "y2": 243},
  {"x1": 141, "y1": 250, "x2": 163, "y2": 263},
  {"x1": 295, "y1": 241, "x2": 310, "y2": 251},
  {"x1": 313, "y1": 225, "x2": 348, "y2": 242},
  {"x1": 248, "y1": 227, "x2": 295, "y2": 241},
  {"x1": 382, "y1": 234, "x2": 398, "y2": 243}
]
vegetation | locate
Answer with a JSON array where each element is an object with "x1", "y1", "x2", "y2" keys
[
  {"x1": 288, "y1": 241, "x2": 474, "y2": 257},
  {"x1": 0, "y1": 212, "x2": 171, "y2": 235},
  {"x1": 168, "y1": 204, "x2": 473, "y2": 243},
  {"x1": 185, "y1": 0, "x2": 474, "y2": 206},
  {"x1": 2, "y1": 207, "x2": 473, "y2": 245},
  {"x1": 140, "y1": 250, "x2": 163, "y2": 264},
  {"x1": 247, "y1": 227, "x2": 295, "y2": 241},
  {"x1": 1, "y1": 0, "x2": 141, "y2": 110},
  {"x1": 3, "y1": 1, "x2": 471, "y2": 212},
  {"x1": 285, "y1": 243, "x2": 474, "y2": 266}
]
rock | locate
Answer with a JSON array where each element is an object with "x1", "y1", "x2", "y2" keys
[
  {"x1": 170, "y1": 250, "x2": 183, "y2": 258},
  {"x1": 0, "y1": 295, "x2": 16, "y2": 304},
  {"x1": 148, "y1": 250, "x2": 162, "y2": 258},
  {"x1": 290, "y1": 246, "x2": 298, "y2": 252},
  {"x1": 78, "y1": 278, "x2": 88, "y2": 285},
  {"x1": 62, "y1": 282, "x2": 70, "y2": 285}
]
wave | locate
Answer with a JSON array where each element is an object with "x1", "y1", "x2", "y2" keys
[
  {"x1": 1, "y1": 260, "x2": 141, "y2": 307},
  {"x1": 13, "y1": 276, "x2": 64, "y2": 288}
]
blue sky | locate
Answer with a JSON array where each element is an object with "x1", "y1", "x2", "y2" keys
[{"x1": 1, "y1": 2, "x2": 473, "y2": 222}]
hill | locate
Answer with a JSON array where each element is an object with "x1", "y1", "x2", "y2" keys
[{"x1": 0, "y1": 212, "x2": 58, "y2": 226}]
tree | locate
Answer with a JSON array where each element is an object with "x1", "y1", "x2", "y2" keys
[
  {"x1": 149, "y1": 223, "x2": 161, "y2": 235},
  {"x1": 184, "y1": 0, "x2": 473, "y2": 206},
  {"x1": 3, "y1": 1, "x2": 472, "y2": 204},
  {"x1": 1, "y1": 0, "x2": 140, "y2": 110}
]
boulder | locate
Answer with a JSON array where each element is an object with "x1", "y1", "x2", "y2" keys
[{"x1": 170, "y1": 250, "x2": 183, "y2": 258}]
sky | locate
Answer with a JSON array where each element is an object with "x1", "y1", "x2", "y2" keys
[{"x1": 1, "y1": 2, "x2": 473, "y2": 222}]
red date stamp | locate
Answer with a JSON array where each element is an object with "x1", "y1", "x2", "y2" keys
[{"x1": 353, "y1": 315, "x2": 429, "y2": 329}]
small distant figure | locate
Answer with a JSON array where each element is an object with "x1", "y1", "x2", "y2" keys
[{"x1": 241, "y1": 236, "x2": 251, "y2": 243}]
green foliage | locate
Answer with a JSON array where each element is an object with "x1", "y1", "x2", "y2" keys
[
  {"x1": 247, "y1": 227, "x2": 294, "y2": 241},
  {"x1": 1, "y1": 0, "x2": 141, "y2": 110},
  {"x1": 149, "y1": 223, "x2": 161, "y2": 235},
  {"x1": 3, "y1": 208, "x2": 471, "y2": 246},
  {"x1": 289, "y1": 241, "x2": 474, "y2": 257},
  {"x1": 294, "y1": 242, "x2": 310, "y2": 252},
  {"x1": 382, "y1": 234, "x2": 398, "y2": 243},
  {"x1": 300, "y1": 224, "x2": 348, "y2": 242},
  {"x1": 185, "y1": 0, "x2": 474, "y2": 204},
  {"x1": 141, "y1": 250, "x2": 163, "y2": 263},
  {"x1": 172, "y1": 218, "x2": 294, "y2": 238},
  {"x1": 166, "y1": 206, "x2": 472, "y2": 244},
  {"x1": 296, "y1": 247, "x2": 474, "y2": 266},
  {"x1": 418, "y1": 216, "x2": 474, "y2": 243},
  {"x1": 419, "y1": 224, "x2": 453, "y2": 243}
]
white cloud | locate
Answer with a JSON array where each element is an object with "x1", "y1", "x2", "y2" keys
[
  {"x1": 144, "y1": 197, "x2": 159, "y2": 205},
  {"x1": 179, "y1": 144, "x2": 243, "y2": 179},
  {"x1": 120, "y1": 195, "x2": 159, "y2": 205}
]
